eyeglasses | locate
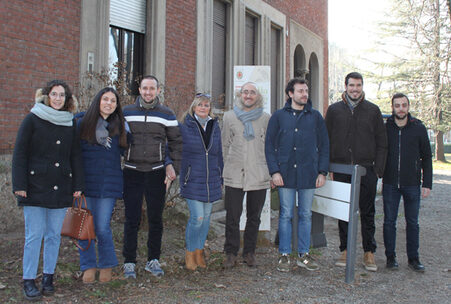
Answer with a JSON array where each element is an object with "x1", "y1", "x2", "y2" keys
[
  {"x1": 242, "y1": 90, "x2": 257, "y2": 96},
  {"x1": 196, "y1": 93, "x2": 211, "y2": 99},
  {"x1": 49, "y1": 92, "x2": 66, "y2": 99}
]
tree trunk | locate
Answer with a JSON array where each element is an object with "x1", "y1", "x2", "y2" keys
[
  {"x1": 432, "y1": 0, "x2": 446, "y2": 162},
  {"x1": 448, "y1": 0, "x2": 451, "y2": 23},
  {"x1": 435, "y1": 130, "x2": 446, "y2": 162}
]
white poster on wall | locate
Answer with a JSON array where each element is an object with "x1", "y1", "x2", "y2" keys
[{"x1": 233, "y1": 65, "x2": 271, "y2": 231}]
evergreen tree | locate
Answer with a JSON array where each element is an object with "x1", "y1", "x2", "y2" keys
[{"x1": 372, "y1": 0, "x2": 451, "y2": 161}]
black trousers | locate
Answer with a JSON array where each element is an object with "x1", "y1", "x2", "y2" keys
[
  {"x1": 335, "y1": 166, "x2": 378, "y2": 253},
  {"x1": 224, "y1": 186, "x2": 267, "y2": 256},
  {"x1": 122, "y1": 168, "x2": 166, "y2": 263}
]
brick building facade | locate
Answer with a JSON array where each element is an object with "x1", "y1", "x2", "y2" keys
[
  {"x1": 0, "y1": 0, "x2": 81, "y2": 153},
  {"x1": 0, "y1": 0, "x2": 328, "y2": 154}
]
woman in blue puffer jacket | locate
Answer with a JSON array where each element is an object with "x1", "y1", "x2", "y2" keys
[
  {"x1": 76, "y1": 87, "x2": 128, "y2": 283},
  {"x1": 179, "y1": 93, "x2": 223, "y2": 270}
]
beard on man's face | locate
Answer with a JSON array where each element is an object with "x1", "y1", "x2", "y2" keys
[
  {"x1": 393, "y1": 110, "x2": 407, "y2": 120},
  {"x1": 347, "y1": 93, "x2": 362, "y2": 102}
]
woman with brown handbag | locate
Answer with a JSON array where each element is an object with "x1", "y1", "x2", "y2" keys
[
  {"x1": 76, "y1": 87, "x2": 128, "y2": 283},
  {"x1": 12, "y1": 80, "x2": 84, "y2": 301}
]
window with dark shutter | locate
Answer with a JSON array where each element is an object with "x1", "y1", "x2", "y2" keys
[
  {"x1": 245, "y1": 13, "x2": 257, "y2": 65},
  {"x1": 270, "y1": 26, "x2": 281, "y2": 113},
  {"x1": 212, "y1": 0, "x2": 227, "y2": 109}
]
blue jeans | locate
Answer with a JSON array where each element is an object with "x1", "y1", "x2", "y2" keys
[
  {"x1": 23, "y1": 206, "x2": 67, "y2": 279},
  {"x1": 79, "y1": 197, "x2": 118, "y2": 271},
  {"x1": 278, "y1": 188, "x2": 315, "y2": 254},
  {"x1": 185, "y1": 199, "x2": 213, "y2": 251},
  {"x1": 383, "y1": 184, "x2": 421, "y2": 259}
]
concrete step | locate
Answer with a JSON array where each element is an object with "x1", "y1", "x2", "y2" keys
[
  {"x1": 209, "y1": 209, "x2": 226, "y2": 237},
  {"x1": 211, "y1": 199, "x2": 225, "y2": 213},
  {"x1": 210, "y1": 209, "x2": 226, "y2": 223}
]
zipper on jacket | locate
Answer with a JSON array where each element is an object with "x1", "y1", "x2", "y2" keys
[
  {"x1": 349, "y1": 109, "x2": 356, "y2": 165},
  {"x1": 397, "y1": 129, "x2": 402, "y2": 188},
  {"x1": 184, "y1": 165, "x2": 191, "y2": 185},
  {"x1": 194, "y1": 120, "x2": 215, "y2": 203},
  {"x1": 159, "y1": 142, "x2": 162, "y2": 161},
  {"x1": 206, "y1": 151, "x2": 210, "y2": 202}
]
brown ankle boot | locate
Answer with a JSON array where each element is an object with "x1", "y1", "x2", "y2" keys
[
  {"x1": 363, "y1": 251, "x2": 377, "y2": 272},
  {"x1": 335, "y1": 250, "x2": 347, "y2": 267},
  {"x1": 82, "y1": 268, "x2": 96, "y2": 284},
  {"x1": 195, "y1": 249, "x2": 207, "y2": 268},
  {"x1": 185, "y1": 250, "x2": 197, "y2": 271},
  {"x1": 99, "y1": 268, "x2": 112, "y2": 282}
]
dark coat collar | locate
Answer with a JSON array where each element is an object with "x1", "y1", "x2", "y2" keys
[
  {"x1": 283, "y1": 98, "x2": 313, "y2": 112},
  {"x1": 386, "y1": 113, "x2": 420, "y2": 128}
]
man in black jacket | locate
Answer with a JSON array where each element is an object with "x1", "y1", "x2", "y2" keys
[
  {"x1": 325, "y1": 72, "x2": 387, "y2": 271},
  {"x1": 383, "y1": 93, "x2": 432, "y2": 272},
  {"x1": 122, "y1": 75, "x2": 182, "y2": 278}
]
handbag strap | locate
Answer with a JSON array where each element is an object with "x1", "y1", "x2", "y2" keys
[
  {"x1": 73, "y1": 238, "x2": 92, "y2": 251},
  {"x1": 73, "y1": 223, "x2": 94, "y2": 251},
  {"x1": 72, "y1": 195, "x2": 88, "y2": 210}
]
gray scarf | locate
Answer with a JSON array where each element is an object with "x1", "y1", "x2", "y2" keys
[
  {"x1": 343, "y1": 91, "x2": 365, "y2": 112},
  {"x1": 139, "y1": 95, "x2": 160, "y2": 109},
  {"x1": 233, "y1": 106, "x2": 263, "y2": 141},
  {"x1": 30, "y1": 103, "x2": 73, "y2": 126},
  {"x1": 345, "y1": 94, "x2": 358, "y2": 111},
  {"x1": 96, "y1": 117, "x2": 111, "y2": 148}
]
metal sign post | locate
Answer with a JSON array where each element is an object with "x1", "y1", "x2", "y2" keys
[{"x1": 345, "y1": 164, "x2": 366, "y2": 283}]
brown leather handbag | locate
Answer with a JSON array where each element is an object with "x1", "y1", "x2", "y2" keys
[{"x1": 61, "y1": 195, "x2": 96, "y2": 251}]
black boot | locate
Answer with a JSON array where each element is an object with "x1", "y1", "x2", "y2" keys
[
  {"x1": 386, "y1": 255, "x2": 399, "y2": 270},
  {"x1": 408, "y1": 258, "x2": 425, "y2": 272},
  {"x1": 23, "y1": 279, "x2": 42, "y2": 301},
  {"x1": 41, "y1": 273, "x2": 55, "y2": 295}
]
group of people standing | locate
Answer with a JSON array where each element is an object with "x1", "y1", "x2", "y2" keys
[
  {"x1": 12, "y1": 71, "x2": 432, "y2": 301},
  {"x1": 326, "y1": 72, "x2": 432, "y2": 274}
]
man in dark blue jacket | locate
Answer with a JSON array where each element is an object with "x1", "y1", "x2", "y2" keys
[
  {"x1": 265, "y1": 78, "x2": 329, "y2": 272},
  {"x1": 383, "y1": 93, "x2": 432, "y2": 272}
]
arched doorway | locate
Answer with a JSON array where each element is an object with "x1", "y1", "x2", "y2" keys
[
  {"x1": 308, "y1": 52, "x2": 319, "y2": 109},
  {"x1": 293, "y1": 44, "x2": 307, "y2": 78}
]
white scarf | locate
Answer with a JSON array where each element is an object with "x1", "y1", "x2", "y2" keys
[{"x1": 30, "y1": 103, "x2": 73, "y2": 126}]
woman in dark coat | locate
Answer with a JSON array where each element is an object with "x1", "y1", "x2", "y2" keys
[
  {"x1": 76, "y1": 87, "x2": 128, "y2": 283},
  {"x1": 179, "y1": 93, "x2": 223, "y2": 270},
  {"x1": 12, "y1": 80, "x2": 84, "y2": 301}
]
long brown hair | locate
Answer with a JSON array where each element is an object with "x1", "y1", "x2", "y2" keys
[{"x1": 79, "y1": 87, "x2": 127, "y2": 148}]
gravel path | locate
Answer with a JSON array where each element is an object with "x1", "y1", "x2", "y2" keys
[
  {"x1": 129, "y1": 170, "x2": 451, "y2": 304},
  {"x1": 0, "y1": 170, "x2": 449, "y2": 303}
]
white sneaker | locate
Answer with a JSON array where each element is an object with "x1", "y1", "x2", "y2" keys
[
  {"x1": 123, "y1": 262, "x2": 136, "y2": 279},
  {"x1": 145, "y1": 259, "x2": 164, "y2": 277}
]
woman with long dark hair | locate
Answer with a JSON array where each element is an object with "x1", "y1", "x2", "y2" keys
[
  {"x1": 76, "y1": 87, "x2": 128, "y2": 283},
  {"x1": 12, "y1": 80, "x2": 84, "y2": 301}
]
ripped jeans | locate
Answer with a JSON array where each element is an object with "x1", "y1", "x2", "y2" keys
[{"x1": 185, "y1": 199, "x2": 213, "y2": 251}]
